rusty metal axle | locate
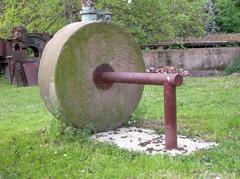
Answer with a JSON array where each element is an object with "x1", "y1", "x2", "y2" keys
[
  {"x1": 101, "y1": 72, "x2": 183, "y2": 87},
  {"x1": 94, "y1": 64, "x2": 183, "y2": 150}
]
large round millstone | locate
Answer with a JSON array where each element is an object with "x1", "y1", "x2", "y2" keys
[{"x1": 39, "y1": 21, "x2": 145, "y2": 132}]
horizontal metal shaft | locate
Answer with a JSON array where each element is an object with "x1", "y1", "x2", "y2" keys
[
  {"x1": 94, "y1": 66, "x2": 183, "y2": 150},
  {"x1": 101, "y1": 72, "x2": 183, "y2": 87},
  {"x1": 99, "y1": 71, "x2": 183, "y2": 150}
]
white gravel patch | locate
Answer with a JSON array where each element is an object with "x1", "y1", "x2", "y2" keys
[{"x1": 92, "y1": 127, "x2": 217, "y2": 156}]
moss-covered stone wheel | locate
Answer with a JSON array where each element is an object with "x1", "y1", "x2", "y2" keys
[{"x1": 39, "y1": 21, "x2": 145, "y2": 132}]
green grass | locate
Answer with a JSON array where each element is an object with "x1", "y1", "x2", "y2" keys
[
  {"x1": 224, "y1": 57, "x2": 240, "y2": 75},
  {"x1": 0, "y1": 76, "x2": 240, "y2": 178}
]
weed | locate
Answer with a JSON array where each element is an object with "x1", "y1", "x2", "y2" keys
[
  {"x1": 46, "y1": 118, "x2": 92, "y2": 143},
  {"x1": 224, "y1": 57, "x2": 240, "y2": 75}
]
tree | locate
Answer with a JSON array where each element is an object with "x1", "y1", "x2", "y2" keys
[
  {"x1": 204, "y1": 0, "x2": 219, "y2": 33},
  {"x1": 63, "y1": 0, "x2": 81, "y2": 23},
  {"x1": 0, "y1": 0, "x2": 68, "y2": 38},
  {"x1": 0, "y1": 0, "x2": 207, "y2": 44},
  {"x1": 215, "y1": 0, "x2": 240, "y2": 32},
  {"x1": 97, "y1": 0, "x2": 206, "y2": 44}
]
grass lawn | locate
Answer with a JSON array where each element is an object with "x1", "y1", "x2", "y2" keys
[{"x1": 0, "y1": 76, "x2": 239, "y2": 178}]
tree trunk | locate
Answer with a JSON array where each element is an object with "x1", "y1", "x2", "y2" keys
[
  {"x1": 63, "y1": 0, "x2": 75, "y2": 24},
  {"x1": 0, "y1": 1, "x2": 4, "y2": 15}
]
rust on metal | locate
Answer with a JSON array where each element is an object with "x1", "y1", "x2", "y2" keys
[
  {"x1": 94, "y1": 64, "x2": 183, "y2": 150},
  {"x1": 164, "y1": 82, "x2": 177, "y2": 149},
  {"x1": 0, "y1": 26, "x2": 51, "y2": 86},
  {"x1": 93, "y1": 63, "x2": 115, "y2": 90},
  {"x1": 0, "y1": 39, "x2": 4, "y2": 57},
  {"x1": 22, "y1": 61, "x2": 39, "y2": 86},
  {"x1": 100, "y1": 72, "x2": 183, "y2": 87}
]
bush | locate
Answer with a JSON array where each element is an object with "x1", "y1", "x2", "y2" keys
[
  {"x1": 215, "y1": 0, "x2": 240, "y2": 33},
  {"x1": 224, "y1": 57, "x2": 240, "y2": 75},
  {"x1": 97, "y1": 0, "x2": 206, "y2": 44}
]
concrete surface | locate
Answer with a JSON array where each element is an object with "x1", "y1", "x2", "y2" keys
[
  {"x1": 143, "y1": 47, "x2": 240, "y2": 70},
  {"x1": 92, "y1": 127, "x2": 217, "y2": 156}
]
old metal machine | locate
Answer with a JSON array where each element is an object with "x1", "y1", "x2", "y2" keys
[{"x1": 0, "y1": 27, "x2": 51, "y2": 86}]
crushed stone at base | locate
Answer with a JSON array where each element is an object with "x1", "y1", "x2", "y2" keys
[{"x1": 92, "y1": 127, "x2": 217, "y2": 156}]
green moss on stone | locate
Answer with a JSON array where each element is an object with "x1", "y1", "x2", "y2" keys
[{"x1": 54, "y1": 22, "x2": 145, "y2": 131}]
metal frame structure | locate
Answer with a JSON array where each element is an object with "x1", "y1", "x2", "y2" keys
[{"x1": 0, "y1": 27, "x2": 51, "y2": 86}]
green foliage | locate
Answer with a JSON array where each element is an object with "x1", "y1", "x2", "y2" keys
[
  {"x1": 224, "y1": 57, "x2": 240, "y2": 75},
  {"x1": 8, "y1": 0, "x2": 240, "y2": 44},
  {"x1": 0, "y1": 0, "x2": 238, "y2": 44},
  {"x1": 0, "y1": 0, "x2": 206, "y2": 44},
  {"x1": 0, "y1": 0, "x2": 67, "y2": 38},
  {"x1": 215, "y1": 0, "x2": 240, "y2": 32},
  {"x1": 46, "y1": 119, "x2": 92, "y2": 143},
  {"x1": 97, "y1": 0, "x2": 206, "y2": 44}
]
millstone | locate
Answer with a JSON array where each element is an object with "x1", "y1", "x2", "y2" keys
[{"x1": 39, "y1": 21, "x2": 145, "y2": 132}]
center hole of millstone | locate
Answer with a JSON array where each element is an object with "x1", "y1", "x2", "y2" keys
[{"x1": 93, "y1": 63, "x2": 114, "y2": 90}]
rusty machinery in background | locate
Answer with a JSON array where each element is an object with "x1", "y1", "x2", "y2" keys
[{"x1": 0, "y1": 26, "x2": 51, "y2": 86}]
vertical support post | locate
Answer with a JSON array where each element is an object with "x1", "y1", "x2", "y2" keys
[
  {"x1": 7, "y1": 58, "x2": 12, "y2": 85},
  {"x1": 164, "y1": 82, "x2": 177, "y2": 150}
]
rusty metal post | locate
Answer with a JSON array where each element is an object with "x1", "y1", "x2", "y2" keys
[
  {"x1": 94, "y1": 64, "x2": 183, "y2": 149},
  {"x1": 164, "y1": 82, "x2": 177, "y2": 150}
]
